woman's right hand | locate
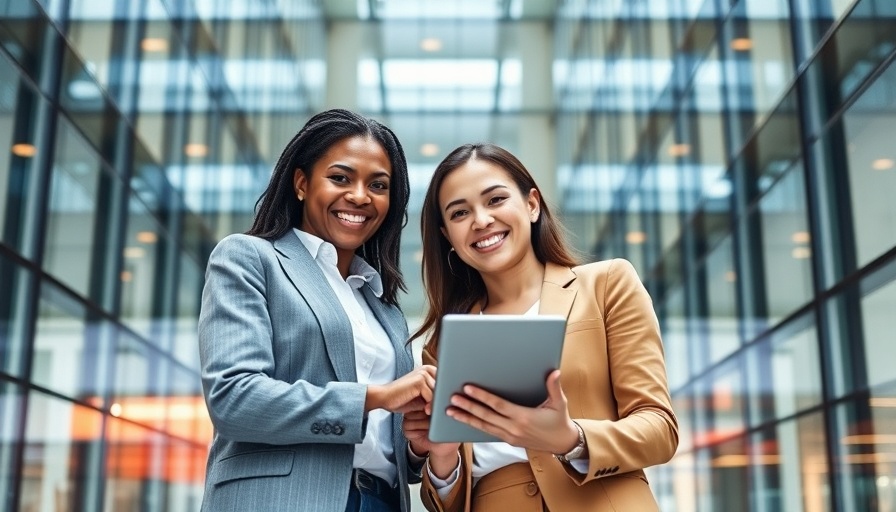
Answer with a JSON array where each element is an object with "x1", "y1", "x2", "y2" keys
[
  {"x1": 366, "y1": 365, "x2": 437, "y2": 414},
  {"x1": 403, "y1": 409, "x2": 461, "y2": 479}
]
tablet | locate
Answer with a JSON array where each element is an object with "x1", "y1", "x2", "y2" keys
[{"x1": 428, "y1": 314, "x2": 567, "y2": 443}]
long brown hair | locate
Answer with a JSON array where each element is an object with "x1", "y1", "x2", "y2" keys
[
  {"x1": 246, "y1": 109, "x2": 410, "y2": 306},
  {"x1": 410, "y1": 143, "x2": 579, "y2": 360}
]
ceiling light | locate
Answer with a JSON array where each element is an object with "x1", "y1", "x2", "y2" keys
[
  {"x1": 420, "y1": 143, "x2": 439, "y2": 157},
  {"x1": 120, "y1": 271, "x2": 133, "y2": 282},
  {"x1": 791, "y1": 231, "x2": 811, "y2": 244},
  {"x1": 724, "y1": 271, "x2": 736, "y2": 282},
  {"x1": 141, "y1": 38, "x2": 168, "y2": 53},
  {"x1": 731, "y1": 38, "x2": 753, "y2": 51},
  {"x1": 136, "y1": 231, "x2": 158, "y2": 243},
  {"x1": 184, "y1": 143, "x2": 208, "y2": 158},
  {"x1": 420, "y1": 38, "x2": 443, "y2": 52},
  {"x1": 124, "y1": 247, "x2": 146, "y2": 259},
  {"x1": 792, "y1": 247, "x2": 811, "y2": 259},
  {"x1": 626, "y1": 231, "x2": 647, "y2": 244},
  {"x1": 872, "y1": 158, "x2": 894, "y2": 171},
  {"x1": 11, "y1": 143, "x2": 37, "y2": 157},
  {"x1": 109, "y1": 403, "x2": 122, "y2": 417},
  {"x1": 668, "y1": 144, "x2": 690, "y2": 157}
]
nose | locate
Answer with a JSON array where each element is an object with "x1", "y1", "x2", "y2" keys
[
  {"x1": 345, "y1": 185, "x2": 371, "y2": 206},
  {"x1": 471, "y1": 208, "x2": 493, "y2": 230}
]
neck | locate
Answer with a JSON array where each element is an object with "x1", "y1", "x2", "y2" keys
[{"x1": 480, "y1": 254, "x2": 544, "y2": 314}]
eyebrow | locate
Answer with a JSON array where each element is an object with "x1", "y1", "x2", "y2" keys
[
  {"x1": 329, "y1": 163, "x2": 391, "y2": 179},
  {"x1": 443, "y1": 184, "x2": 509, "y2": 212}
]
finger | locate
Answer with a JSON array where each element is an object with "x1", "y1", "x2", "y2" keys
[
  {"x1": 461, "y1": 385, "x2": 516, "y2": 417},
  {"x1": 446, "y1": 406, "x2": 506, "y2": 441},
  {"x1": 545, "y1": 370, "x2": 566, "y2": 404}
]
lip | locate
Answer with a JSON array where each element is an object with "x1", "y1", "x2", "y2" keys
[{"x1": 470, "y1": 231, "x2": 508, "y2": 252}]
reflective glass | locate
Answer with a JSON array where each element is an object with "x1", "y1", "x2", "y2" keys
[
  {"x1": 0, "y1": 253, "x2": 34, "y2": 378},
  {"x1": 120, "y1": 192, "x2": 163, "y2": 340},
  {"x1": 708, "y1": 435, "x2": 749, "y2": 512},
  {"x1": 750, "y1": 413, "x2": 830, "y2": 512},
  {"x1": 103, "y1": 416, "x2": 159, "y2": 512},
  {"x1": 20, "y1": 391, "x2": 103, "y2": 512},
  {"x1": 705, "y1": 237, "x2": 739, "y2": 364},
  {"x1": 42, "y1": 117, "x2": 106, "y2": 299},
  {"x1": 32, "y1": 280, "x2": 113, "y2": 403},
  {"x1": 833, "y1": 393, "x2": 896, "y2": 511},
  {"x1": 758, "y1": 163, "x2": 814, "y2": 323},
  {"x1": 0, "y1": 380, "x2": 22, "y2": 512},
  {"x1": 841, "y1": 60, "x2": 896, "y2": 270},
  {"x1": 860, "y1": 263, "x2": 896, "y2": 389}
]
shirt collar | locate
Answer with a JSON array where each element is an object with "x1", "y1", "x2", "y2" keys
[{"x1": 293, "y1": 228, "x2": 383, "y2": 297}]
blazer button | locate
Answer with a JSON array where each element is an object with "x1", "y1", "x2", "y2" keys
[
  {"x1": 322, "y1": 423, "x2": 333, "y2": 435},
  {"x1": 311, "y1": 423, "x2": 321, "y2": 434},
  {"x1": 610, "y1": 466, "x2": 619, "y2": 473},
  {"x1": 334, "y1": 424, "x2": 345, "y2": 435},
  {"x1": 526, "y1": 482, "x2": 538, "y2": 496}
]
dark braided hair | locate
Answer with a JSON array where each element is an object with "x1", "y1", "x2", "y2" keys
[{"x1": 247, "y1": 109, "x2": 410, "y2": 306}]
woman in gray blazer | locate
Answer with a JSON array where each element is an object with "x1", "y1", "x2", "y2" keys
[{"x1": 198, "y1": 109, "x2": 435, "y2": 512}]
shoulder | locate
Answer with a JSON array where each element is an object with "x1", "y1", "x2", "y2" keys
[
  {"x1": 210, "y1": 234, "x2": 273, "y2": 262},
  {"x1": 572, "y1": 258, "x2": 634, "y2": 277}
]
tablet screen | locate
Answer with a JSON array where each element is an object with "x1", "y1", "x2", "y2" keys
[{"x1": 428, "y1": 314, "x2": 567, "y2": 443}]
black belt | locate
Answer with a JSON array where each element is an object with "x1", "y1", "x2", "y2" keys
[{"x1": 352, "y1": 469, "x2": 399, "y2": 509}]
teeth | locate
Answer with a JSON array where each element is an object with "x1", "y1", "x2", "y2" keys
[
  {"x1": 474, "y1": 233, "x2": 505, "y2": 249},
  {"x1": 337, "y1": 212, "x2": 366, "y2": 224}
]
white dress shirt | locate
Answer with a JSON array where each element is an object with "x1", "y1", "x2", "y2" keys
[
  {"x1": 294, "y1": 229, "x2": 398, "y2": 486},
  {"x1": 429, "y1": 301, "x2": 588, "y2": 498}
]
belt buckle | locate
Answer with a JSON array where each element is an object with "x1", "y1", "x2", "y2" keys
[{"x1": 354, "y1": 469, "x2": 377, "y2": 493}]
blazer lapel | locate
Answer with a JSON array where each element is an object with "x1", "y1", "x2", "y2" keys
[
  {"x1": 272, "y1": 233, "x2": 357, "y2": 383},
  {"x1": 540, "y1": 262, "x2": 578, "y2": 319}
]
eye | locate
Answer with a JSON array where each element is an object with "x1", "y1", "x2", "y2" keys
[
  {"x1": 370, "y1": 180, "x2": 390, "y2": 191},
  {"x1": 328, "y1": 174, "x2": 349, "y2": 184},
  {"x1": 488, "y1": 195, "x2": 508, "y2": 206},
  {"x1": 449, "y1": 209, "x2": 468, "y2": 220}
]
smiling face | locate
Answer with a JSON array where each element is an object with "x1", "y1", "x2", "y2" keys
[
  {"x1": 438, "y1": 157, "x2": 541, "y2": 276},
  {"x1": 294, "y1": 135, "x2": 392, "y2": 265}
]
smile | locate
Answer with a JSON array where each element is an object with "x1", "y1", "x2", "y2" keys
[
  {"x1": 335, "y1": 212, "x2": 368, "y2": 225},
  {"x1": 472, "y1": 232, "x2": 507, "y2": 249}
]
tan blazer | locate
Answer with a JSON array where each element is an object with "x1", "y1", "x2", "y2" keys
[{"x1": 420, "y1": 259, "x2": 679, "y2": 511}]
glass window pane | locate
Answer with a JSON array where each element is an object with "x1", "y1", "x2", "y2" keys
[
  {"x1": 42, "y1": 118, "x2": 105, "y2": 299},
  {"x1": 861, "y1": 264, "x2": 896, "y2": 389},
  {"x1": 104, "y1": 416, "x2": 159, "y2": 512},
  {"x1": 32, "y1": 281, "x2": 113, "y2": 402},
  {"x1": 842, "y1": 60, "x2": 896, "y2": 270},
  {"x1": 120, "y1": 193, "x2": 163, "y2": 340},
  {"x1": 758, "y1": 163, "x2": 814, "y2": 322},
  {"x1": 705, "y1": 237, "x2": 739, "y2": 364},
  {"x1": 21, "y1": 391, "x2": 103, "y2": 512}
]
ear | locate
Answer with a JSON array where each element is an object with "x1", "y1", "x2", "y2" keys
[
  {"x1": 293, "y1": 169, "x2": 307, "y2": 201},
  {"x1": 527, "y1": 188, "x2": 541, "y2": 222}
]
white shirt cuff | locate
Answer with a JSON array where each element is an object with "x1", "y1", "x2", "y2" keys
[{"x1": 427, "y1": 454, "x2": 461, "y2": 500}]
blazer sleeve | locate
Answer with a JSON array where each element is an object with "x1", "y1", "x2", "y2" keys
[
  {"x1": 198, "y1": 235, "x2": 368, "y2": 445},
  {"x1": 564, "y1": 258, "x2": 679, "y2": 484},
  {"x1": 419, "y1": 450, "x2": 468, "y2": 512}
]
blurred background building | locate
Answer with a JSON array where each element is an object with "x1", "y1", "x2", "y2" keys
[{"x1": 0, "y1": 0, "x2": 894, "y2": 510}]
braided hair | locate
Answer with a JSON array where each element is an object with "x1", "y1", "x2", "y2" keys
[{"x1": 247, "y1": 109, "x2": 410, "y2": 305}]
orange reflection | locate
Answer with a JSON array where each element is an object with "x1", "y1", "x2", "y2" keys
[{"x1": 72, "y1": 395, "x2": 212, "y2": 484}]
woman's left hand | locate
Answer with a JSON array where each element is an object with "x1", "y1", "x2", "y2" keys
[{"x1": 446, "y1": 369, "x2": 580, "y2": 454}]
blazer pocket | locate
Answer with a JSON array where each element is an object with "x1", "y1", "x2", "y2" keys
[{"x1": 212, "y1": 450, "x2": 295, "y2": 486}]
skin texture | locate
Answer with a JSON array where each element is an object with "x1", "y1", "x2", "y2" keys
[{"x1": 293, "y1": 135, "x2": 393, "y2": 278}]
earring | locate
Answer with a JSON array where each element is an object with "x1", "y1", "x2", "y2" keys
[
  {"x1": 447, "y1": 247, "x2": 457, "y2": 275},
  {"x1": 530, "y1": 211, "x2": 538, "y2": 222},
  {"x1": 297, "y1": 192, "x2": 304, "y2": 201}
]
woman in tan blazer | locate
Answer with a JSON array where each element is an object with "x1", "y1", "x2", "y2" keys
[{"x1": 403, "y1": 143, "x2": 679, "y2": 511}]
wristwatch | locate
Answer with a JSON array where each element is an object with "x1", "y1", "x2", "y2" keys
[{"x1": 556, "y1": 421, "x2": 586, "y2": 464}]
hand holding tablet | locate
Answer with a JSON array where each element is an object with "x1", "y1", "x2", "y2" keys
[{"x1": 428, "y1": 314, "x2": 567, "y2": 443}]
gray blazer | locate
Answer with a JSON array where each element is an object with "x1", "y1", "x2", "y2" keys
[{"x1": 198, "y1": 232, "x2": 419, "y2": 512}]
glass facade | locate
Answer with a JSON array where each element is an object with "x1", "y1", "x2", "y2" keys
[
  {"x1": 1, "y1": 0, "x2": 894, "y2": 510},
  {"x1": 0, "y1": 0, "x2": 324, "y2": 510},
  {"x1": 554, "y1": 0, "x2": 896, "y2": 510}
]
